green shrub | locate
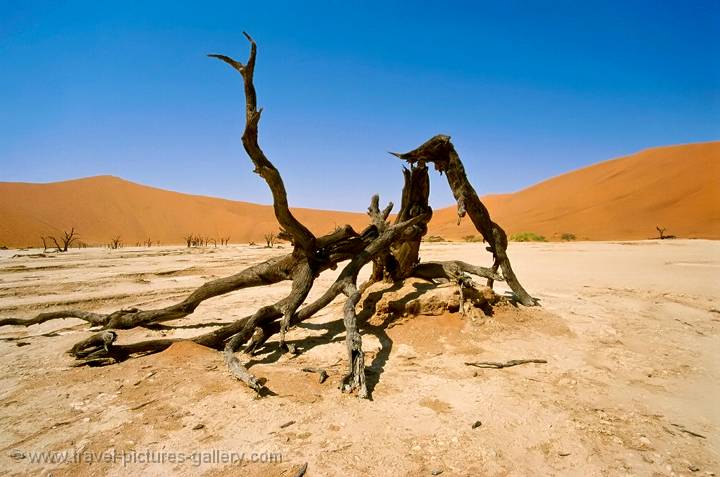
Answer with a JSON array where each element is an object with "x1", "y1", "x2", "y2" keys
[
  {"x1": 424, "y1": 235, "x2": 445, "y2": 243},
  {"x1": 560, "y1": 232, "x2": 576, "y2": 241},
  {"x1": 462, "y1": 235, "x2": 483, "y2": 242},
  {"x1": 509, "y1": 232, "x2": 547, "y2": 242}
]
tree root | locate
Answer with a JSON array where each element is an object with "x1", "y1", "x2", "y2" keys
[
  {"x1": 465, "y1": 359, "x2": 547, "y2": 369},
  {"x1": 302, "y1": 367, "x2": 329, "y2": 384}
]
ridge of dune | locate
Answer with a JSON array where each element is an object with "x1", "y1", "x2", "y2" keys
[
  {"x1": 432, "y1": 141, "x2": 720, "y2": 240},
  {"x1": 0, "y1": 142, "x2": 717, "y2": 247},
  {"x1": 0, "y1": 175, "x2": 370, "y2": 247}
]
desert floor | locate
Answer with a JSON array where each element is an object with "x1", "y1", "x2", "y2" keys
[{"x1": 0, "y1": 240, "x2": 718, "y2": 476}]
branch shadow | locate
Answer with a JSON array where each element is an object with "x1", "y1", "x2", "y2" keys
[
  {"x1": 239, "y1": 279, "x2": 448, "y2": 399},
  {"x1": 143, "y1": 321, "x2": 231, "y2": 330},
  {"x1": 358, "y1": 280, "x2": 435, "y2": 397},
  {"x1": 502, "y1": 291, "x2": 541, "y2": 306}
]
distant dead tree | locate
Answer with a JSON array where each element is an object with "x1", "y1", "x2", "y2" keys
[
  {"x1": 264, "y1": 232, "x2": 276, "y2": 248},
  {"x1": 109, "y1": 236, "x2": 122, "y2": 250},
  {"x1": 219, "y1": 236, "x2": 230, "y2": 246},
  {"x1": 184, "y1": 234, "x2": 207, "y2": 247},
  {"x1": 47, "y1": 228, "x2": 78, "y2": 252},
  {"x1": 40, "y1": 237, "x2": 48, "y2": 252},
  {"x1": 656, "y1": 226, "x2": 676, "y2": 240},
  {"x1": 144, "y1": 237, "x2": 153, "y2": 247}
]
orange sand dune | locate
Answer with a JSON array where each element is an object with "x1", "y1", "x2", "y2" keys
[
  {"x1": 0, "y1": 142, "x2": 717, "y2": 247},
  {"x1": 433, "y1": 141, "x2": 720, "y2": 241},
  {"x1": 0, "y1": 176, "x2": 369, "y2": 247}
]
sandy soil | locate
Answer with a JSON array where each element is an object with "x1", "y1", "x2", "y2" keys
[{"x1": 0, "y1": 240, "x2": 718, "y2": 476}]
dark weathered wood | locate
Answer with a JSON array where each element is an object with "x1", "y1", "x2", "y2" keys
[
  {"x1": 366, "y1": 194, "x2": 395, "y2": 284},
  {"x1": 391, "y1": 135, "x2": 536, "y2": 306},
  {"x1": 365, "y1": 163, "x2": 432, "y2": 286},
  {"x1": 302, "y1": 367, "x2": 329, "y2": 384},
  {"x1": 340, "y1": 282, "x2": 366, "y2": 397},
  {"x1": 209, "y1": 33, "x2": 316, "y2": 256},
  {"x1": 391, "y1": 163, "x2": 432, "y2": 279},
  {"x1": 0, "y1": 310, "x2": 107, "y2": 328},
  {"x1": 47, "y1": 228, "x2": 78, "y2": 252},
  {"x1": 465, "y1": 359, "x2": 547, "y2": 369},
  {"x1": 223, "y1": 306, "x2": 281, "y2": 393},
  {"x1": 412, "y1": 260, "x2": 503, "y2": 283},
  {"x1": 0, "y1": 255, "x2": 297, "y2": 329}
]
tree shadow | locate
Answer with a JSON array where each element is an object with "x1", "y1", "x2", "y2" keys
[
  {"x1": 502, "y1": 291, "x2": 541, "y2": 307},
  {"x1": 241, "y1": 279, "x2": 461, "y2": 399},
  {"x1": 357, "y1": 279, "x2": 435, "y2": 397},
  {"x1": 144, "y1": 321, "x2": 231, "y2": 330}
]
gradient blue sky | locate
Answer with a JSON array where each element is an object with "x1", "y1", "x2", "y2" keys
[{"x1": 1, "y1": 1, "x2": 718, "y2": 210}]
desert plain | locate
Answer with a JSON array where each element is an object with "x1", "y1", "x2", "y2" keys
[{"x1": 0, "y1": 239, "x2": 717, "y2": 476}]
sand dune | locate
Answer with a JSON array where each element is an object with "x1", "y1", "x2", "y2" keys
[
  {"x1": 0, "y1": 176, "x2": 370, "y2": 247},
  {"x1": 0, "y1": 142, "x2": 717, "y2": 247},
  {"x1": 433, "y1": 141, "x2": 720, "y2": 240}
]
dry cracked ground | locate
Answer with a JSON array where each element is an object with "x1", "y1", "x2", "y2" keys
[{"x1": 0, "y1": 240, "x2": 718, "y2": 476}]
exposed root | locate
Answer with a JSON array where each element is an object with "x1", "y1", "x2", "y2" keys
[
  {"x1": 465, "y1": 359, "x2": 548, "y2": 369},
  {"x1": 412, "y1": 260, "x2": 503, "y2": 283},
  {"x1": 302, "y1": 367, "x2": 329, "y2": 384},
  {"x1": 0, "y1": 310, "x2": 107, "y2": 328},
  {"x1": 340, "y1": 282, "x2": 367, "y2": 398}
]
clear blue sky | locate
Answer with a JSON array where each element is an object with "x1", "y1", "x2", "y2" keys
[{"x1": 1, "y1": 1, "x2": 718, "y2": 211}]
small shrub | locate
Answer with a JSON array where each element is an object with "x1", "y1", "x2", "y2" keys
[
  {"x1": 424, "y1": 235, "x2": 445, "y2": 243},
  {"x1": 509, "y1": 232, "x2": 547, "y2": 242},
  {"x1": 560, "y1": 233, "x2": 576, "y2": 241},
  {"x1": 462, "y1": 235, "x2": 483, "y2": 242},
  {"x1": 108, "y1": 236, "x2": 122, "y2": 249},
  {"x1": 264, "y1": 232, "x2": 276, "y2": 248}
]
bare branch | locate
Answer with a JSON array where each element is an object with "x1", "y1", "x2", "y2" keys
[{"x1": 209, "y1": 34, "x2": 316, "y2": 254}]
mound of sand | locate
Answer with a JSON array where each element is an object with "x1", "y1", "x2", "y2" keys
[
  {"x1": 0, "y1": 175, "x2": 369, "y2": 247},
  {"x1": 432, "y1": 141, "x2": 720, "y2": 240},
  {"x1": 0, "y1": 142, "x2": 717, "y2": 247}
]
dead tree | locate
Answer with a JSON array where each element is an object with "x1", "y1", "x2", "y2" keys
[
  {"x1": 0, "y1": 34, "x2": 534, "y2": 399},
  {"x1": 109, "y1": 236, "x2": 122, "y2": 250},
  {"x1": 47, "y1": 228, "x2": 79, "y2": 252},
  {"x1": 144, "y1": 237, "x2": 153, "y2": 247},
  {"x1": 264, "y1": 232, "x2": 276, "y2": 248},
  {"x1": 656, "y1": 226, "x2": 676, "y2": 240},
  {"x1": 40, "y1": 237, "x2": 48, "y2": 252}
]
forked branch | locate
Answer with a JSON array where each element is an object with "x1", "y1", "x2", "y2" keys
[{"x1": 209, "y1": 33, "x2": 316, "y2": 255}]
